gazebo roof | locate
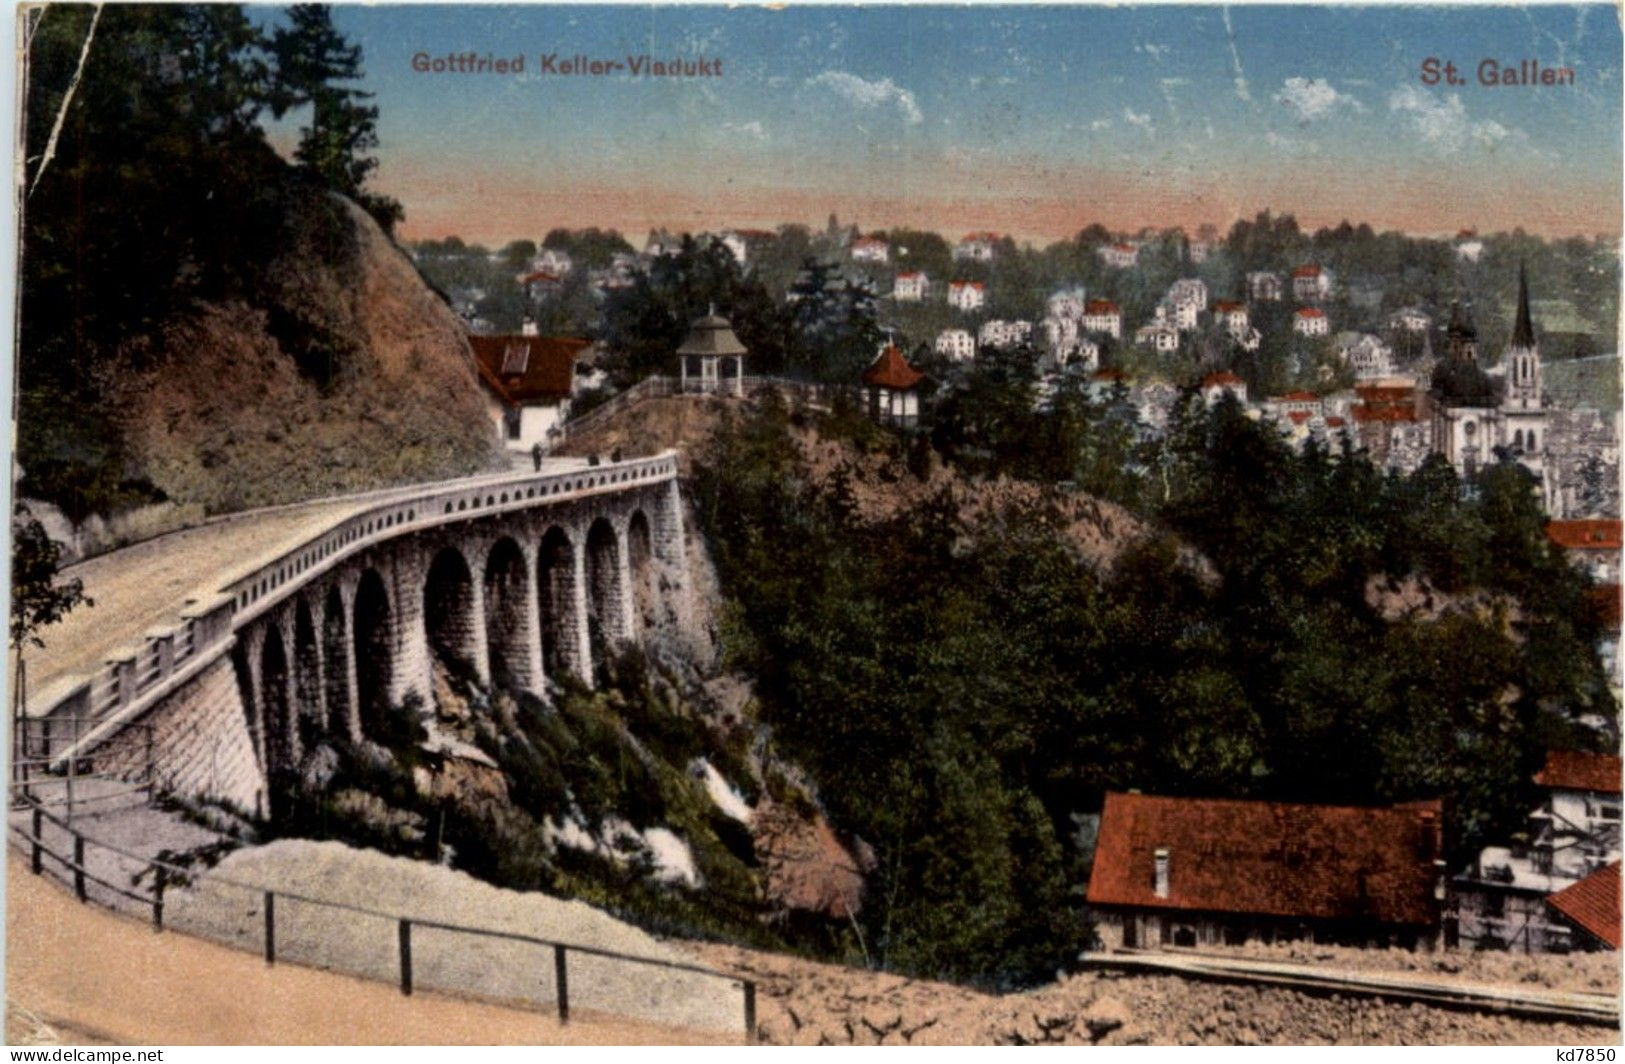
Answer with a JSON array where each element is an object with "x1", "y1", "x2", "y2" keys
[
  {"x1": 677, "y1": 313, "x2": 748, "y2": 358},
  {"x1": 861, "y1": 344, "x2": 924, "y2": 391}
]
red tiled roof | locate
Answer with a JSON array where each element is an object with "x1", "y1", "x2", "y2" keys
[
  {"x1": 1203, "y1": 372, "x2": 1245, "y2": 388},
  {"x1": 469, "y1": 335, "x2": 588, "y2": 404},
  {"x1": 961, "y1": 231, "x2": 1000, "y2": 242},
  {"x1": 1113, "y1": 242, "x2": 1136, "y2": 252},
  {"x1": 861, "y1": 344, "x2": 924, "y2": 391},
  {"x1": 1214, "y1": 301, "x2": 1246, "y2": 314},
  {"x1": 897, "y1": 271, "x2": 924, "y2": 280},
  {"x1": 1093, "y1": 368, "x2": 1128, "y2": 382},
  {"x1": 1288, "y1": 411, "x2": 1312, "y2": 425},
  {"x1": 1357, "y1": 385, "x2": 1415, "y2": 401},
  {"x1": 853, "y1": 237, "x2": 887, "y2": 248},
  {"x1": 1087, "y1": 792, "x2": 1443, "y2": 926},
  {"x1": 1351, "y1": 406, "x2": 1418, "y2": 424},
  {"x1": 951, "y1": 280, "x2": 986, "y2": 291},
  {"x1": 1457, "y1": 228, "x2": 1478, "y2": 240},
  {"x1": 1085, "y1": 300, "x2": 1120, "y2": 315},
  {"x1": 1535, "y1": 750, "x2": 1622, "y2": 795},
  {"x1": 1293, "y1": 264, "x2": 1324, "y2": 278},
  {"x1": 1546, "y1": 862, "x2": 1621, "y2": 949},
  {"x1": 1326, "y1": 416, "x2": 1346, "y2": 428},
  {"x1": 1547, "y1": 520, "x2": 1624, "y2": 551},
  {"x1": 1281, "y1": 390, "x2": 1319, "y2": 402},
  {"x1": 1296, "y1": 307, "x2": 1326, "y2": 318}
]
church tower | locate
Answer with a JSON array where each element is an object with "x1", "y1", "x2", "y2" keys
[
  {"x1": 1503, "y1": 263, "x2": 1544, "y2": 413},
  {"x1": 1500, "y1": 262, "x2": 1549, "y2": 506}
]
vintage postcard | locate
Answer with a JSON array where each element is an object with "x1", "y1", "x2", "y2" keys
[{"x1": 6, "y1": 1, "x2": 1622, "y2": 1049}]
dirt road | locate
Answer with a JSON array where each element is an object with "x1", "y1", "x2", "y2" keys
[{"x1": 6, "y1": 855, "x2": 733, "y2": 1045}]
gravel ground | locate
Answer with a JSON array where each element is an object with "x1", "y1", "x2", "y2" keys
[
  {"x1": 165, "y1": 839, "x2": 748, "y2": 1035},
  {"x1": 1204, "y1": 940, "x2": 1619, "y2": 996},
  {"x1": 688, "y1": 941, "x2": 1623, "y2": 1046}
]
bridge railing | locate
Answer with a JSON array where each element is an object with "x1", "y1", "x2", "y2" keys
[
  {"x1": 559, "y1": 375, "x2": 854, "y2": 444},
  {"x1": 9, "y1": 793, "x2": 757, "y2": 1040},
  {"x1": 30, "y1": 452, "x2": 683, "y2": 762}
]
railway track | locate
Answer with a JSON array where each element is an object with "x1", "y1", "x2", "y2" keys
[{"x1": 1080, "y1": 947, "x2": 1620, "y2": 1028}]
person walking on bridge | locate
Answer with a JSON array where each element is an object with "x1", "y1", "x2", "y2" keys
[{"x1": 531, "y1": 442, "x2": 543, "y2": 472}]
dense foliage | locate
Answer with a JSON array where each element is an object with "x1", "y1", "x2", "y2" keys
[
  {"x1": 19, "y1": 4, "x2": 397, "y2": 520},
  {"x1": 691, "y1": 393, "x2": 1614, "y2": 987}
]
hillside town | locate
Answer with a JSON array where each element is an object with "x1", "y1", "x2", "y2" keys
[{"x1": 414, "y1": 217, "x2": 1623, "y2": 961}]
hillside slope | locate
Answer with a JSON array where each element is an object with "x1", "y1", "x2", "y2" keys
[{"x1": 110, "y1": 193, "x2": 503, "y2": 513}]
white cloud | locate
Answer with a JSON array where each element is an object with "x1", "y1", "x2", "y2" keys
[
  {"x1": 1137, "y1": 42, "x2": 1171, "y2": 59},
  {"x1": 1090, "y1": 118, "x2": 1113, "y2": 131},
  {"x1": 722, "y1": 120, "x2": 768, "y2": 142},
  {"x1": 1222, "y1": 7, "x2": 1252, "y2": 103},
  {"x1": 807, "y1": 70, "x2": 923, "y2": 124},
  {"x1": 1388, "y1": 86, "x2": 1525, "y2": 153},
  {"x1": 1273, "y1": 77, "x2": 1363, "y2": 123},
  {"x1": 1122, "y1": 107, "x2": 1154, "y2": 132}
]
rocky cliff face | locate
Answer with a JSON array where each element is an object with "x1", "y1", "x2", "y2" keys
[{"x1": 111, "y1": 191, "x2": 503, "y2": 513}]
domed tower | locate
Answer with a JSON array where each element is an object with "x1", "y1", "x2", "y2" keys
[{"x1": 677, "y1": 309, "x2": 749, "y2": 396}]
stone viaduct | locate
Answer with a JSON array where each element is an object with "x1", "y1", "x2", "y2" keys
[{"x1": 40, "y1": 453, "x2": 691, "y2": 818}]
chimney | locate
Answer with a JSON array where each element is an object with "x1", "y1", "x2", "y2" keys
[
  {"x1": 1153, "y1": 847, "x2": 1170, "y2": 899},
  {"x1": 521, "y1": 317, "x2": 539, "y2": 337}
]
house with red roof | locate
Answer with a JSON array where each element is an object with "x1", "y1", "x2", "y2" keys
[
  {"x1": 1292, "y1": 264, "x2": 1332, "y2": 303},
  {"x1": 1086, "y1": 792, "x2": 1446, "y2": 949},
  {"x1": 1547, "y1": 520, "x2": 1623, "y2": 584},
  {"x1": 947, "y1": 280, "x2": 986, "y2": 312},
  {"x1": 1098, "y1": 242, "x2": 1139, "y2": 269},
  {"x1": 893, "y1": 271, "x2": 929, "y2": 303},
  {"x1": 1455, "y1": 750, "x2": 1622, "y2": 953},
  {"x1": 1293, "y1": 306, "x2": 1330, "y2": 338},
  {"x1": 952, "y1": 232, "x2": 1000, "y2": 262},
  {"x1": 1201, "y1": 372, "x2": 1248, "y2": 407},
  {"x1": 851, "y1": 236, "x2": 890, "y2": 264},
  {"x1": 861, "y1": 344, "x2": 925, "y2": 428},
  {"x1": 1545, "y1": 862, "x2": 1620, "y2": 950},
  {"x1": 1082, "y1": 300, "x2": 1122, "y2": 340},
  {"x1": 469, "y1": 332, "x2": 593, "y2": 451}
]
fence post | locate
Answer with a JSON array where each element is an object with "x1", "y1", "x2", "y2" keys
[
  {"x1": 152, "y1": 865, "x2": 166, "y2": 931},
  {"x1": 744, "y1": 980, "x2": 757, "y2": 1043},
  {"x1": 73, "y1": 834, "x2": 86, "y2": 902},
  {"x1": 66, "y1": 714, "x2": 78, "y2": 826},
  {"x1": 145, "y1": 725, "x2": 156, "y2": 803},
  {"x1": 30, "y1": 807, "x2": 42, "y2": 874},
  {"x1": 554, "y1": 944, "x2": 569, "y2": 1024},
  {"x1": 398, "y1": 919, "x2": 413, "y2": 996},
  {"x1": 264, "y1": 891, "x2": 276, "y2": 965}
]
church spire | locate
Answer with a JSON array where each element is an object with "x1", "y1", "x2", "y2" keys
[{"x1": 1511, "y1": 261, "x2": 1536, "y2": 350}]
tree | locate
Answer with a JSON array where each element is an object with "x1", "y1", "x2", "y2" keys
[
  {"x1": 10, "y1": 505, "x2": 92, "y2": 726},
  {"x1": 271, "y1": 4, "x2": 401, "y2": 233}
]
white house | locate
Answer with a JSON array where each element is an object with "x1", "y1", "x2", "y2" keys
[
  {"x1": 851, "y1": 236, "x2": 890, "y2": 264},
  {"x1": 1135, "y1": 322, "x2": 1180, "y2": 354},
  {"x1": 1213, "y1": 300, "x2": 1250, "y2": 339},
  {"x1": 1247, "y1": 271, "x2": 1285, "y2": 302},
  {"x1": 1041, "y1": 314, "x2": 1079, "y2": 354},
  {"x1": 1069, "y1": 337, "x2": 1101, "y2": 373},
  {"x1": 894, "y1": 271, "x2": 929, "y2": 302},
  {"x1": 953, "y1": 232, "x2": 999, "y2": 262},
  {"x1": 716, "y1": 231, "x2": 749, "y2": 265},
  {"x1": 533, "y1": 247, "x2": 573, "y2": 276},
  {"x1": 1047, "y1": 288, "x2": 1088, "y2": 321},
  {"x1": 1294, "y1": 307, "x2": 1330, "y2": 337},
  {"x1": 1267, "y1": 390, "x2": 1323, "y2": 423},
  {"x1": 1455, "y1": 750, "x2": 1621, "y2": 953},
  {"x1": 1098, "y1": 242, "x2": 1139, "y2": 269},
  {"x1": 948, "y1": 280, "x2": 987, "y2": 312},
  {"x1": 1335, "y1": 332, "x2": 1394, "y2": 379},
  {"x1": 1455, "y1": 229, "x2": 1485, "y2": 264},
  {"x1": 979, "y1": 319, "x2": 1032, "y2": 350},
  {"x1": 1201, "y1": 371, "x2": 1248, "y2": 407},
  {"x1": 1168, "y1": 278, "x2": 1208, "y2": 316},
  {"x1": 1082, "y1": 299, "x2": 1122, "y2": 340},
  {"x1": 1292, "y1": 264, "x2": 1332, "y2": 303},
  {"x1": 1388, "y1": 306, "x2": 1432, "y2": 334},
  {"x1": 935, "y1": 328, "x2": 976, "y2": 362},
  {"x1": 471, "y1": 334, "x2": 591, "y2": 452}
]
